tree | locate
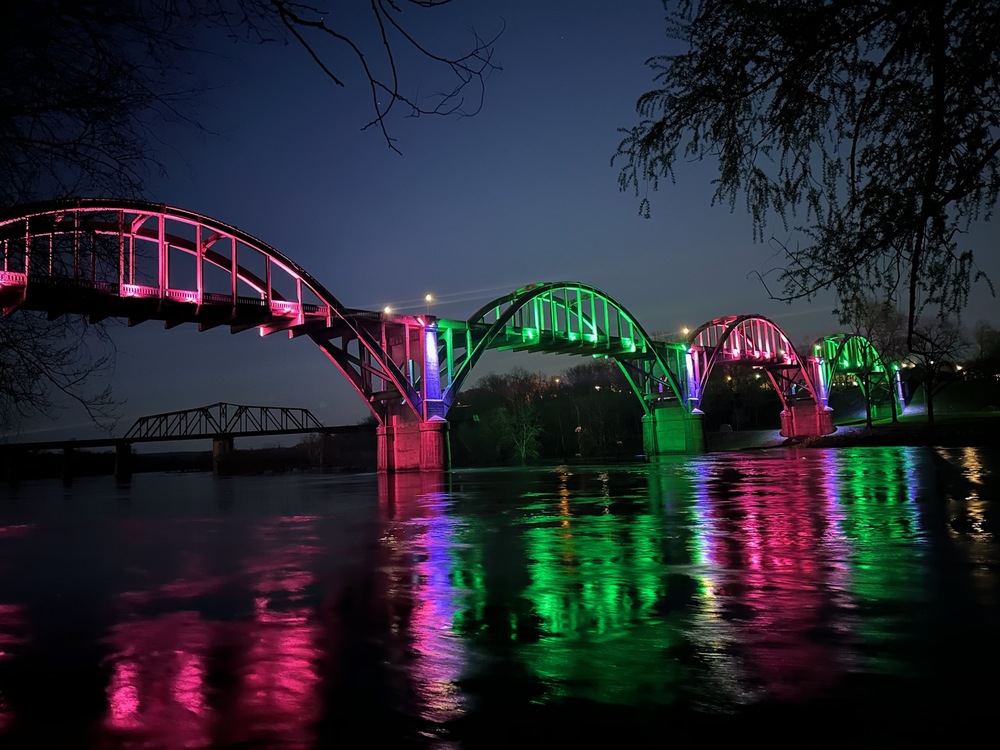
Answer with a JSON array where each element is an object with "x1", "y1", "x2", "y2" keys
[
  {"x1": 616, "y1": 1, "x2": 999, "y2": 349},
  {"x1": 457, "y1": 368, "x2": 546, "y2": 465},
  {"x1": 969, "y1": 319, "x2": 1000, "y2": 378},
  {"x1": 908, "y1": 316, "x2": 969, "y2": 427},
  {"x1": 174, "y1": 0, "x2": 502, "y2": 154},
  {"x1": 0, "y1": 313, "x2": 118, "y2": 430},
  {"x1": 0, "y1": 0, "x2": 500, "y2": 431}
]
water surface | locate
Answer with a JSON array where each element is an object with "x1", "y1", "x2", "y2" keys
[{"x1": 0, "y1": 446, "x2": 997, "y2": 747}]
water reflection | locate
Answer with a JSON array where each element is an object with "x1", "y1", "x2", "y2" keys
[{"x1": 0, "y1": 447, "x2": 995, "y2": 747}]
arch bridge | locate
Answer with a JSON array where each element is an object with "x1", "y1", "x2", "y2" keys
[
  {"x1": 1, "y1": 199, "x2": 891, "y2": 472},
  {"x1": 811, "y1": 333, "x2": 905, "y2": 420}
]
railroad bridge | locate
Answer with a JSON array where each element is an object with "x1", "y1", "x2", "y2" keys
[{"x1": 0, "y1": 199, "x2": 903, "y2": 472}]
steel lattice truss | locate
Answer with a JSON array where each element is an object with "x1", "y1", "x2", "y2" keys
[{"x1": 123, "y1": 402, "x2": 325, "y2": 440}]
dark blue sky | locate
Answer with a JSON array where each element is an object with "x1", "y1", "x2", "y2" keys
[{"x1": 15, "y1": 0, "x2": 999, "y2": 441}]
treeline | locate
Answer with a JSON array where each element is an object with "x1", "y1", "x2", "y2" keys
[
  {"x1": 448, "y1": 359, "x2": 784, "y2": 466},
  {"x1": 3, "y1": 430, "x2": 378, "y2": 482}
]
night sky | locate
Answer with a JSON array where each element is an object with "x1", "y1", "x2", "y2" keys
[{"x1": 13, "y1": 0, "x2": 999, "y2": 442}]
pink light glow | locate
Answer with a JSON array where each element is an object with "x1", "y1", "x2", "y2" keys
[{"x1": 121, "y1": 283, "x2": 158, "y2": 299}]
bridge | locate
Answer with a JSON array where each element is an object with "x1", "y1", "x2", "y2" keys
[
  {"x1": 0, "y1": 402, "x2": 370, "y2": 480},
  {"x1": 0, "y1": 199, "x2": 906, "y2": 472}
]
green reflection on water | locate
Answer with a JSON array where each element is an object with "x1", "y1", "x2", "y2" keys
[{"x1": 412, "y1": 447, "x2": 995, "y2": 713}]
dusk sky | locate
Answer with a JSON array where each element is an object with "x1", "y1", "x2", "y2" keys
[{"x1": 13, "y1": 0, "x2": 999, "y2": 442}]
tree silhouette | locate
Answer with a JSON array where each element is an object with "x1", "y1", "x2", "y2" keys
[{"x1": 617, "y1": 0, "x2": 998, "y2": 348}]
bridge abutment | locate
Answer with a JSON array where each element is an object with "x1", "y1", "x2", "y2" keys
[
  {"x1": 377, "y1": 415, "x2": 451, "y2": 473},
  {"x1": 212, "y1": 436, "x2": 235, "y2": 475},
  {"x1": 642, "y1": 405, "x2": 707, "y2": 455},
  {"x1": 780, "y1": 399, "x2": 835, "y2": 439},
  {"x1": 114, "y1": 442, "x2": 133, "y2": 481}
]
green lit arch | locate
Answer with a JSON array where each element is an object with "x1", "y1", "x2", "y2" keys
[
  {"x1": 438, "y1": 281, "x2": 686, "y2": 416},
  {"x1": 812, "y1": 333, "x2": 903, "y2": 413}
]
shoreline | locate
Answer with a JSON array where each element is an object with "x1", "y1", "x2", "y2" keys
[{"x1": 708, "y1": 414, "x2": 1000, "y2": 452}]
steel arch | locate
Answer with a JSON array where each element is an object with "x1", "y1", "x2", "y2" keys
[
  {"x1": 686, "y1": 314, "x2": 819, "y2": 413},
  {"x1": 0, "y1": 198, "x2": 422, "y2": 426},
  {"x1": 811, "y1": 333, "x2": 903, "y2": 412},
  {"x1": 436, "y1": 281, "x2": 686, "y2": 415}
]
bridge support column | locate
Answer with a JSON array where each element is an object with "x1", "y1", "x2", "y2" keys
[
  {"x1": 780, "y1": 399, "x2": 835, "y2": 438},
  {"x1": 319, "y1": 433, "x2": 335, "y2": 470},
  {"x1": 114, "y1": 442, "x2": 133, "y2": 481},
  {"x1": 2, "y1": 449, "x2": 19, "y2": 484},
  {"x1": 212, "y1": 436, "x2": 235, "y2": 475},
  {"x1": 377, "y1": 415, "x2": 451, "y2": 473},
  {"x1": 62, "y1": 447, "x2": 74, "y2": 484},
  {"x1": 642, "y1": 405, "x2": 706, "y2": 456}
]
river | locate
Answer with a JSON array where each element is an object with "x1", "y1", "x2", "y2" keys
[{"x1": 0, "y1": 445, "x2": 997, "y2": 748}]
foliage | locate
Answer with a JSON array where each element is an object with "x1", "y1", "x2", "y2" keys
[
  {"x1": 616, "y1": 0, "x2": 999, "y2": 347},
  {"x1": 0, "y1": 312, "x2": 118, "y2": 431},
  {"x1": 494, "y1": 403, "x2": 543, "y2": 465},
  {"x1": 968, "y1": 320, "x2": 1000, "y2": 378},
  {"x1": 697, "y1": 363, "x2": 780, "y2": 431}
]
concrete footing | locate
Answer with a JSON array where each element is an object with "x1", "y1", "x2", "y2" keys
[
  {"x1": 114, "y1": 442, "x2": 133, "y2": 481},
  {"x1": 642, "y1": 406, "x2": 707, "y2": 455},
  {"x1": 780, "y1": 399, "x2": 835, "y2": 438},
  {"x1": 377, "y1": 415, "x2": 451, "y2": 473},
  {"x1": 212, "y1": 436, "x2": 235, "y2": 475}
]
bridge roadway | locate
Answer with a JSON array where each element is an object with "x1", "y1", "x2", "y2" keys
[{"x1": 0, "y1": 199, "x2": 909, "y2": 472}]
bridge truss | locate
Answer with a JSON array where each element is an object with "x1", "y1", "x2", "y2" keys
[
  {"x1": 433, "y1": 281, "x2": 688, "y2": 416},
  {"x1": 812, "y1": 333, "x2": 904, "y2": 415},
  {"x1": 685, "y1": 314, "x2": 822, "y2": 414},
  {"x1": 0, "y1": 199, "x2": 434, "y2": 426},
  {"x1": 1, "y1": 199, "x2": 895, "y2": 457},
  {"x1": 123, "y1": 402, "x2": 326, "y2": 441}
]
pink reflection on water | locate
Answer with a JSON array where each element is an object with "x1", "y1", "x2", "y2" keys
[
  {"x1": 0, "y1": 603, "x2": 26, "y2": 733},
  {"x1": 103, "y1": 612, "x2": 211, "y2": 746},
  {"x1": 223, "y1": 601, "x2": 320, "y2": 747},
  {"x1": 693, "y1": 451, "x2": 855, "y2": 703},
  {"x1": 103, "y1": 518, "x2": 324, "y2": 748}
]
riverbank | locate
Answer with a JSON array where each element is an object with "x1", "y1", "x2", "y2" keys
[
  {"x1": 708, "y1": 379, "x2": 1000, "y2": 451},
  {"x1": 795, "y1": 412, "x2": 1000, "y2": 448},
  {"x1": 707, "y1": 410, "x2": 1000, "y2": 452}
]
